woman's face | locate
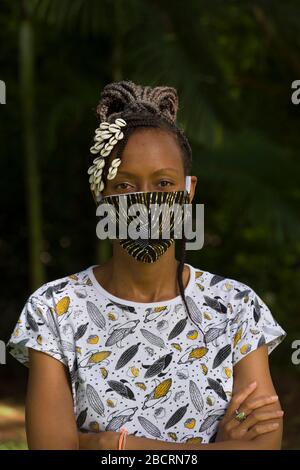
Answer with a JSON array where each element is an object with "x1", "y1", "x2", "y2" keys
[{"x1": 98, "y1": 127, "x2": 196, "y2": 199}]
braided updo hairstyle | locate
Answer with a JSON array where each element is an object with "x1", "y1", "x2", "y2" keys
[{"x1": 91, "y1": 80, "x2": 193, "y2": 321}]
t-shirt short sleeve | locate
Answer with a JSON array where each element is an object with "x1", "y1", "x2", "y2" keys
[
  {"x1": 230, "y1": 286, "x2": 287, "y2": 367},
  {"x1": 6, "y1": 293, "x2": 69, "y2": 368}
]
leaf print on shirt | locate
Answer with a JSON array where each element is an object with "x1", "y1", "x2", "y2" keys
[
  {"x1": 142, "y1": 378, "x2": 172, "y2": 410},
  {"x1": 199, "y1": 410, "x2": 224, "y2": 433},
  {"x1": 106, "y1": 406, "x2": 138, "y2": 431},
  {"x1": 105, "y1": 320, "x2": 140, "y2": 347},
  {"x1": 189, "y1": 380, "x2": 204, "y2": 414},
  {"x1": 212, "y1": 344, "x2": 231, "y2": 369},
  {"x1": 178, "y1": 346, "x2": 208, "y2": 364},
  {"x1": 185, "y1": 296, "x2": 202, "y2": 325},
  {"x1": 74, "y1": 323, "x2": 89, "y2": 341},
  {"x1": 258, "y1": 335, "x2": 266, "y2": 347},
  {"x1": 253, "y1": 296, "x2": 261, "y2": 324},
  {"x1": 168, "y1": 317, "x2": 188, "y2": 340},
  {"x1": 234, "y1": 289, "x2": 251, "y2": 300},
  {"x1": 115, "y1": 343, "x2": 141, "y2": 370},
  {"x1": 107, "y1": 300, "x2": 137, "y2": 314},
  {"x1": 165, "y1": 404, "x2": 189, "y2": 429},
  {"x1": 232, "y1": 320, "x2": 249, "y2": 348},
  {"x1": 106, "y1": 379, "x2": 136, "y2": 400},
  {"x1": 203, "y1": 295, "x2": 227, "y2": 314},
  {"x1": 86, "y1": 384, "x2": 105, "y2": 417},
  {"x1": 143, "y1": 352, "x2": 173, "y2": 379},
  {"x1": 54, "y1": 296, "x2": 70, "y2": 316},
  {"x1": 140, "y1": 329, "x2": 166, "y2": 350},
  {"x1": 138, "y1": 416, "x2": 163, "y2": 438},
  {"x1": 210, "y1": 275, "x2": 225, "y2": 287},
  {"x1": 26, "y1": 310, "x2": 39, "y2": 332},
  {"x1": 41, "y1": 281, "x2": 69, "y2": 299},
  {"x1": 206, "y1": 378, "x2": 228, "y2": 402},
  {"x1": 79, "y1": 350, "x2": 111, "y2": 368},
  {"x1": 204, "y1": 319, "x2": 230, "y2": 345},
  {"x1": 144, "y1": 306, "x2": 170, "y2": 323},
  {"x1": 86, "y1": 301, "x2": 106, "y2": 329},
  {"x1": 76, "y1": 407, "x2": 88, "y2": 429}
]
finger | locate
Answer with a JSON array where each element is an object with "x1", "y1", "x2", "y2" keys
[
  {"x1": 236, "y1": 409, "x2": 284, "y2": 433},
  {"x1": 222, "y1": 381, "x2": 257, "y2": 422},
  {"x1": 239, "y1": 394, "x2": 279, "y2": 416},
  {"x1": 246, "y1": 421, "x2": 280, "y2": 439},
  {"x1": 226, "y1": 395, "x2": 280, "y2": 431}
]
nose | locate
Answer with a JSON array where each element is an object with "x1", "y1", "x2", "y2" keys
[{"x1": 136, "y1": 180, "x2": 154, "y2": 193}]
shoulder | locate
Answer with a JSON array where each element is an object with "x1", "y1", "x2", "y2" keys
[
  {"x1": 191, "y1": 264, "x2": 260, "y2": 306},
  {"x1": 26, "y1": 265, "x2": 94, "y2": 309}
]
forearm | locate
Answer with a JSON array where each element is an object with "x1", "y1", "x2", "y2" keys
[
  {"x1": 78, "y1": 432, "x2": 102, "y2": 450},
  {"x1": 125, "y1": 435, "x2": 262, "y2": 450},
  {"x1": 79, "y1": 429, "x2": 282, "y2": 451}
]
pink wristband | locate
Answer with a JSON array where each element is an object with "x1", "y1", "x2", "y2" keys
[{"x1": 118, "y1": 426, "x2": 128, "y2": 450}]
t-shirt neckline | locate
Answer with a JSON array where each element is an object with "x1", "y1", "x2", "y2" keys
[{"x1": 87, "y1": 263, "x2": 196, "y2": 308}]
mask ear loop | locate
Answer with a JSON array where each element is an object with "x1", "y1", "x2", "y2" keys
[{"x1": 185, "y1": 175, "x2": 191, "y2": 194}]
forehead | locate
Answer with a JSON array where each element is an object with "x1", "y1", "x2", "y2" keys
[{"x1": 110, "y1": 127, "x2": 184, "y2": 172}]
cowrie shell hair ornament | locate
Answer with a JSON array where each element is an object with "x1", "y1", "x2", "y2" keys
[{"x1": 87, "y1": 117, "x2": 127, "y2": 202}]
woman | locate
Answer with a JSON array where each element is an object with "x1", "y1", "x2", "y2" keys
[{"x1": 7, "y1": 80, "x2": 287, "y2": 450}]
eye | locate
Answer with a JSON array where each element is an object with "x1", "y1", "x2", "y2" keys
[
  {"x1": 114, "y1": 182, "x2": 132, "y2": 190},
  {"x1": 158, "y1": 180, "x2": 174, "y2": 188}
]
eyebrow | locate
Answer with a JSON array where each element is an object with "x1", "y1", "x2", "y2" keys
[{"x1": 115, "y1": 168, "x2": 178, "y2": 177}]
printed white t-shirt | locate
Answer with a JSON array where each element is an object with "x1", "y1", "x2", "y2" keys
[{"x1": 7, "y1": 263, "x2": 287, "y2": 444}]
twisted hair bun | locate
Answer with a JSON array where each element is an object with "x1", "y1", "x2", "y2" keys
[{"x1": 96, "y1": 80, "x2": 178, "y2": 124}]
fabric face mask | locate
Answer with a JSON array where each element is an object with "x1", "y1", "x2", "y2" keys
[{"x1": 97, "y1": 176, "x2": 191, "y2": 263}]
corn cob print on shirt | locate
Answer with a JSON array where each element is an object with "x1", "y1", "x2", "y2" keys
[{"x1": 7, "y1": 264, "x2": 286, "y2": 444}]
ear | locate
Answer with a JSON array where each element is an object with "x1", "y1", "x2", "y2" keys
[{"x1": 188, "y1": 176, "x2": 197, "y2": 203}]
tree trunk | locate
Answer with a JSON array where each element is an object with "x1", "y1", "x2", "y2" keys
[{"x1": 20, "y1": 0, "x2": 45, "y2": 288}]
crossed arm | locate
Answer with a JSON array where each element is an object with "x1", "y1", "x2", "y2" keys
[{"x1": 26, "y1": 345, "x2": 283, "y2": 450}]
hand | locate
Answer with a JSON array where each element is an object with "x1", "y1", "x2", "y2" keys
[
  {"x1": 98, "y1": 431, "x2": 121, "y2": 450},
  {"x1": 215, "y1": 381, "x2": 284, "y2": 442}
]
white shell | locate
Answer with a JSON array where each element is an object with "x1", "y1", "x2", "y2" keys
[
  {"x1": 99, "y1": 122, "x2": 110, "y2": 130},
  {"x1": 89, "y1": 174, "x2": 95, "y2": 183},
  {"x1": 104, "y1": 142, "x2": 112, "y2": 150},
  {"x1": 111, "y1": 158, "x2": 121, "y2": 168},
  {"x1": 94, "y1": 167, "x2": 103, "y2": 178},
  {"x1": 90, "y1": 183, "x2": 96, "y2": 191},
  {"x1": 100, "y1": 149, "x2": 111, "y2": 157},
  {"x1": 101, "y1": 131, "x2": 112, "y2": 139},
  {"x1": 98, "y1": 180, "x2": 104, "y2": 192},
  {"x1": 94, "y1": 158, "x2": 105, "y2": 169},
  {"x1": 94, "y1": 175, "x2": 102, "y2": 184},
  {"x1": 107, "y1": 167, "x2": 118, "y2": 179},
  {"x1": 115, "y1": 118, "x2": 126, "y2": 127},
  {"x1": 94, "y1": 134, "x2": 104, "y2": 143},
  {"x1": 109, "y1": 137, "x2": 118, "y2": 145},
  {"x1": 94, "y1": 141, "x2": 105, "y2": 150},
  {"x1": 87, "y1": 165, "x2": 95, "y2": 175},
  {"x1": 109, "y1": 124, "x2": 120, "y2": 133},
  {"x1": 90, "y1": 146, "x2": 99, "y2": 154},
  {"x1": 116, "y1": 131, "x2": 124, "y2": 140}
]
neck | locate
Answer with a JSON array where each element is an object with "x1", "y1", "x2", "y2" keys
[{"x1": 94, "y1": 242, "x2": 188, "y2": 303}]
